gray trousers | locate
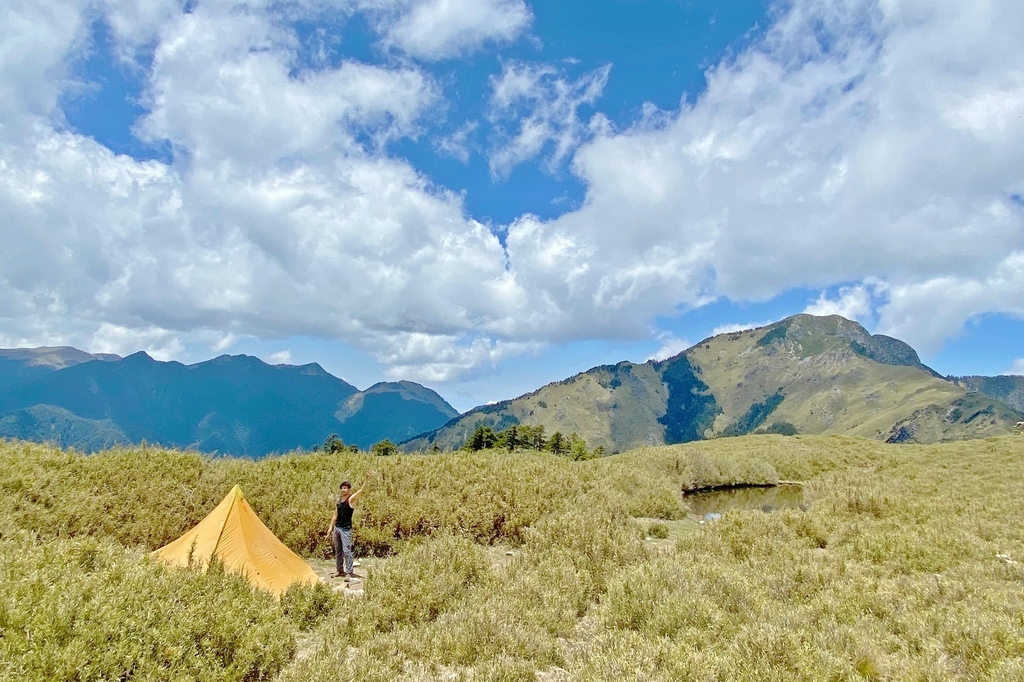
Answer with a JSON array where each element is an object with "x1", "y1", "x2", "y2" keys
[{"x1": 333, "y1": 526, "x2": 353, "y2": 575}]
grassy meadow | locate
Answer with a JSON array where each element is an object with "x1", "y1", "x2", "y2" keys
[{"x1": 0, "y1": 434, "x2": 1022, "y2": 680}]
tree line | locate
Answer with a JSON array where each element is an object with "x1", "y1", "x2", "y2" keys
[
  {"x1": 312, "y1": 424, "x2": 605, "y2": 460},
  {"x1": 462, "y1": 424, "x2": 602, "y2": 460},
  {"x1": 312, "y1": 434, "x2": 400, "y2": 457}
]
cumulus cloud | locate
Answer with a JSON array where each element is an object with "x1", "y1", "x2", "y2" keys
[
  {"x1": 211, "y1": 334, "x2": 239, "y2": 352},
  {"x1": 99, "y1": 0, "x2": 184, "y2": 58},
  {"x1": 502, "y1": 0, "x2": 1024, "y2": 354},
  {"x1": 646, "y1": 333, "x2": 691, "y2": 362},
  {"x1": 875, "y1": 252, "x2": 1024, "y2": 355},
  {"x1": 91, "y1": 323, "x2": 185, "y2": 360},
  {"x1": 488, "y1": 61, "x2": 611, "y2": 176},
  {"x1": 804, "y1": 282, "x2": 881, "y2": 322},
  {"x1": 266, "y1": 349, "x2": 293, "y2": 364},
  {"x1": 361, "y1": 0, "x2": 531, "y2": 61},
  {"x1": 0, "y1": 0, "x2": 88, "y2": 134},
  {"x1": 0, "y1": 0, "x2": 518, "y2": 380},
  {"x1": 138, "y1": 5, "x2": 441, "y2": 163},
  {"x1": 376, "y1": 332, "x2": 542, "y2": 382},
  {"x1": 2, "y1": 0, "x2": 1024, "y2": 382},
  {"x1": 1008, "y1": 358, "x2": 1024, "y2": 376}
]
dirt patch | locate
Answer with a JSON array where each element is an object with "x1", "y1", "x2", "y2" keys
[
  {"x1": 306, "y1": 543, "x2": 521, "y2": 595},
  {"x1": 307, "y1": 556, "x2": 373, "y2": 595}
]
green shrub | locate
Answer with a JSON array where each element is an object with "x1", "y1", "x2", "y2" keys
[
  {"x1": 764, "y1": 421, "x2": 798, "y2": 436},
  {"x1": 280, "y1": 580, "x2": 344, "y2": 631},
  {"x1": 647, "y1": 521, "x2": 670, "y2": 539}
]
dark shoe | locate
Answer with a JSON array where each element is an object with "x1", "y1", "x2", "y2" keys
[
  {"x1": 346, "y1": 573, "x2": 361, "y2": 581},
  {"x1": 332, "y1": 572, "x2": 345, "y2": 578}
]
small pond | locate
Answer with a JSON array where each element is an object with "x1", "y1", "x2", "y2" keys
[{"x1": 684, "y1": 484, "x2": 805, "y2": 519}]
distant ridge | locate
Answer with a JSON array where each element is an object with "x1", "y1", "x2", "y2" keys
[
  {"x1": 2, "y1": 314, "x2": 1020, "y2": 456},
  {"x1": 0, "y1": 346, "x2": 121, "y2": 369},
  {"x1": 404, "y1": 314, "x2": 1023, "y2": 452},
  {"x1": 0, "y1": 349, "x2": 457, "y2": 455},
  {"x1": 951, "y1": 375, "x2": 1024, "y2": 413},
  {"x1": 0, "y1": 347, "x2": 120, "y2": 393}
]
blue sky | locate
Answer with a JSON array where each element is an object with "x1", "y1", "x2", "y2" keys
[{"x1": 1, "y1": 0, "x2": 1022, "y2": 412}]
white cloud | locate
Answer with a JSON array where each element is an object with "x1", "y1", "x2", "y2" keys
[
  {"x1": 3, "y1": 0, "x2": 1024, "y2": 383},
  {"x1": 502, "y1": 0, "x2": 1024, "y2": 353},
  {"x1": 0, "y1": 0, "x2": 527, "y2": 381},
  {"x1": 211, "y1": 334, "x2": 239, "y2": 352},
  {"x1": 99, "y1": 0, "x2": 184, "y2": 59},
  {"x1": 1008, "y1": 358, "x2": 1024, "y2": 376},
  {"x1": 364, "y1": 0, "x2": 532, "y2": 61},
  {"x1": 0, "y1": 329, "x2": 73, "y2": 351},
  {"x1": 434, "y1": 122, "x2": 477, "y2": 163},
  {"x1": 266, "y1": 349, "x2": 293, "y2": 364},
  {"x1": 377, "y1": 332, "x2": 542, "y2": 382},
  {"x1": 875, "y1": 252, "x2": 1024, "y2": 355},
  {"x1": 0, "y1": 0, "x2": 88, "y2": 135},
  {"x1": 804, "y1": 282, "x2": 880, "y2": 322},
  {"x1": 646, "y1": 333, "x2": 691, "y2": 362},
  {"x1": 91, "y1": 323, "x2": 184, "y2": 361},
  {"x1": 138, "y1": 5, "x2": 441, "y2": 164},
  {"x1": 488, "y1": 61, "x2": 611, "y2": 176}
]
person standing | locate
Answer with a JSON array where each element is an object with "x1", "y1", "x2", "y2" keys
[{"x1": 328, "y1": 476, "x2": 368, "y2": 581}]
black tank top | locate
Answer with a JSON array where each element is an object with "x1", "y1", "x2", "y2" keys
[{"x1": 336, "y1": 500, "x2": 354, "y2": 529}]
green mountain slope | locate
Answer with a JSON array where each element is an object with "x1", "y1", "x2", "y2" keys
[
  {"x1": 686, "y1": 315, "x2": 1013, "y2": 443},
  {"x1": 0, "y1": 352, "x2": 457, "y2": 455},
  {"x1": 407, "y1": 362, "x2": 671, "y2": 453},
  {"x1": 405, "y1": 314, "x2": 1023, "y2": 452},
  {"x1": 0, "y1": 405, "x2": 129, "y2": 451}
]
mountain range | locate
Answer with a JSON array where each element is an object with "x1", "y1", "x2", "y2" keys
[
  {"x1": 404, "y1": 314, "x2": 1024, "y2": 452},
  {"x1": 0, "y1": 347, "x2": 457, "y2": 455},
  {"x1": 2, "y1": 314, "x2": 1021, "y2": 456}
]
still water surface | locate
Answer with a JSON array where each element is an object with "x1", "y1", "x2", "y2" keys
[{"x1": 685, "y1": 484, "x2": 805, "y2": 518}]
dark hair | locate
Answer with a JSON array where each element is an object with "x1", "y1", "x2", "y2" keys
[{"x1": 339, "y1": 481, "x2": 352, "y2": 489}]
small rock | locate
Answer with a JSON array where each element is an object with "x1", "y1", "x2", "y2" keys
[{"x1": 505, "y1": 550, "x2": 515, "y2": 556}]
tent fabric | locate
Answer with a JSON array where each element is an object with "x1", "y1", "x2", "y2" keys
[{"x1": 153, "y1": 484, "x2": 320, "y2": 597}]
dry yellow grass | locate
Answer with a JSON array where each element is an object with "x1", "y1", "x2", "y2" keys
[{"x1": 1, "y1": 434, "x2": 1022, "y2": 680}]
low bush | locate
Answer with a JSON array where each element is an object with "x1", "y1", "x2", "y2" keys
[
  {"x1": 280, "y1": 580, "x2": 344, "y2": 631},
  {"x1": 0, "y1": 532, "x2": 294, "y2": 682},
  {"x1": 647, "y1": 521, "x2": 670, "y2": 539}
]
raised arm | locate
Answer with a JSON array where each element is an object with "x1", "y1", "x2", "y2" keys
[{"x1": 348, "y1": 471, "x2": 375, "y2": 507}]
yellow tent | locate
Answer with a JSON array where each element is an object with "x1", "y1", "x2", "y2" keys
[{"x1": 153, "y1": 484, "x2": 320, "y2": 597}]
